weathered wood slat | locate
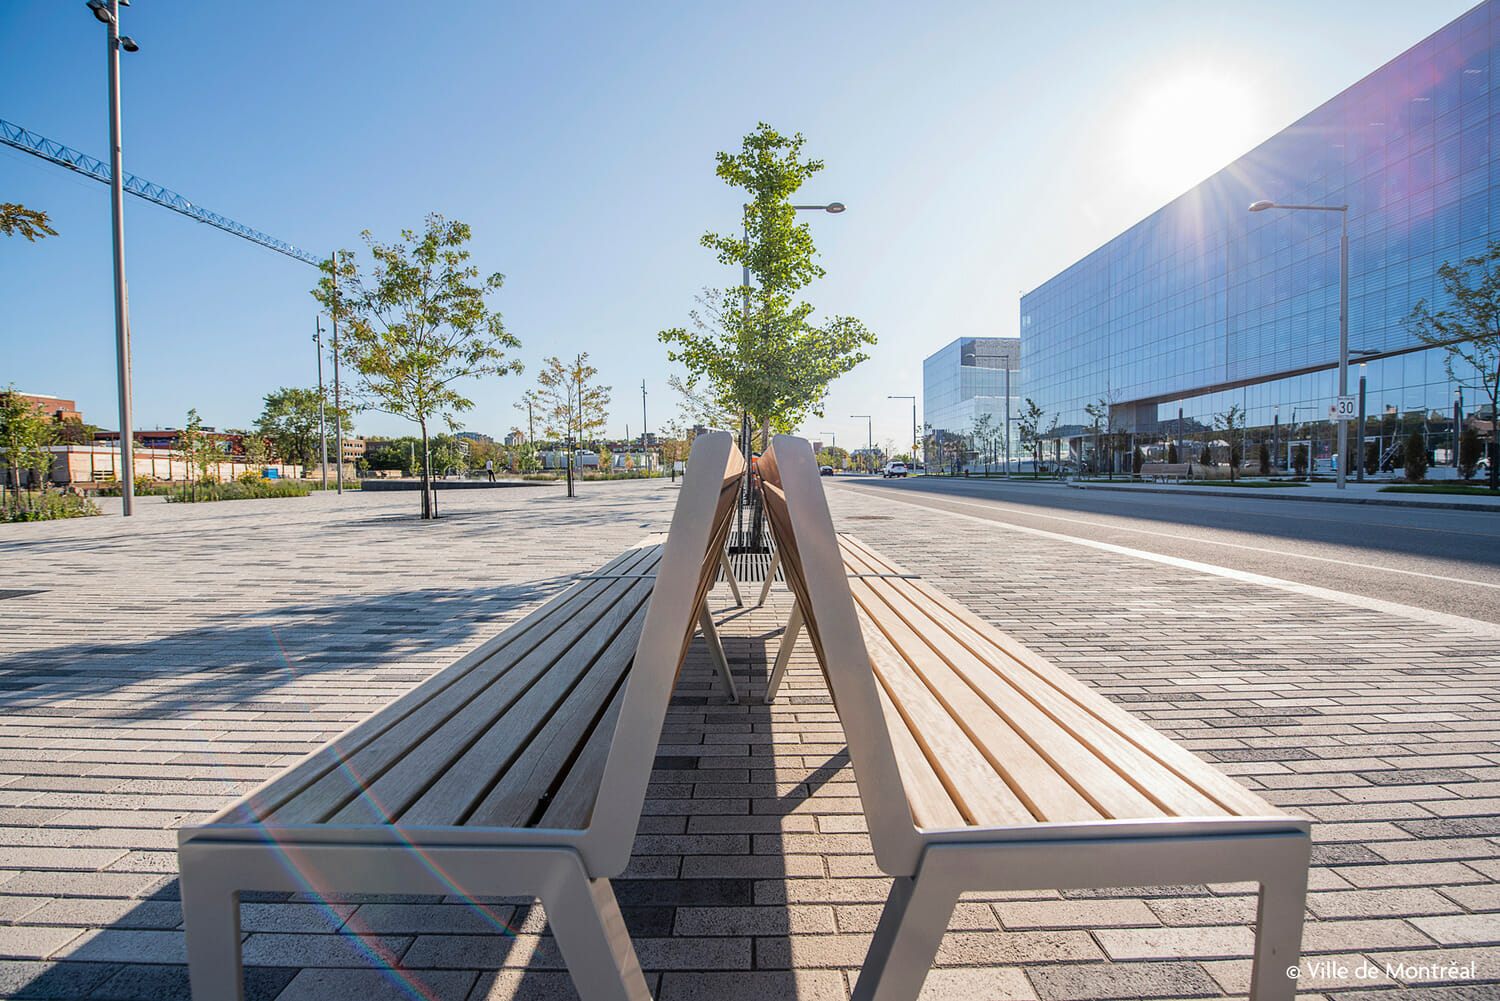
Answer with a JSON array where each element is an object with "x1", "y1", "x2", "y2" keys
[
  {"x1": 263, "y1": 546, "x2": 663, "y2": 827},
  {"x1": 323, "y1": 571, "x2": 660, "y2": 827},
  {"x1": 219, "y1": 544, "x2": 663, "y2": 827}
]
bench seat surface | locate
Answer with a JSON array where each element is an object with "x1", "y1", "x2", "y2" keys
[
  {"x1": 836, "y1": 534, "x2": 1283, "y2": 831},
  {"x1": 209, "y1": 539, "x2": 667, "y2": 834}
]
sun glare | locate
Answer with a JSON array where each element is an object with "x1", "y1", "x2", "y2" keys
[{"x1": 1120, "y1": 68, "x2": 1260, "y2": 195}]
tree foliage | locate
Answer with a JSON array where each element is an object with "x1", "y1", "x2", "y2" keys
[
  {"x1": 1404, "y1": 427, "x2": 1428, "y2": 482},
  {"x1": 1214, "y1": 404, "x2": 1245, "y2": 481},
  {"x1": 660, "y1": 125, "x2": 874, "y2": 442},
  {"x1": 254, "y1": 387, "x2": 352, "y2": 471},
  {"x1": 173, "y1": 409, "x2": 229, "y2": 498},
  {"x1": 0, "y1": 386, "x2": 54, "y2": 495},
  {"x1": 1016, "y1": 398, "x2": 1047, "y2": 473},
  {"x1": 0, "y1": 203, "x2": 56, "y2": 242},
  {"x1": 1406, "y1": 239, "x2": 1500, "y2": 490},
  {"x1": 313, "y1": 214, "x2": 520, "y2": 517},
  {"x1": 522, "y1": 354, "x2": 612, "y2": 447}
]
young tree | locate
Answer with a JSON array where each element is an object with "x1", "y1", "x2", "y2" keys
[
  {"x1": 173, "y1": 409, "x2": 228, "y2": 499},
  {"x1": 1016, "y1": 398, "x2": 1046, "y2": 476},
  {"x1": 1, "y1": 203, "x2": 56, "y2": 242},
  {"x1": 314, "y1": 214, "x2": 521, "y2": 518},
  {"x1": 660, "y1": 125, "x2": 874, "y2": 446},
  {"x1": 1406, "y1": 239, "x2": 1500, "y2": 491},
  {"x1": 523, "y1": 353, "x2": 612, "y2": 452},
  {"x1": 0, "y1": 387, "x2": 55, "y2": 502},
  {"x1": 1460, "y1": 427, "x2": 1483, "y2": 480},
  {"x1": 1083, "y1": 399, "x2": 1107, "y2": 478},
  {"x1": 1214, "y1": 404, "x2": 1245, "y2": 482}
]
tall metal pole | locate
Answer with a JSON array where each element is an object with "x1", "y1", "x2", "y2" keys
[
  {"x1": 1357, "y1": 372, "x2": 1367, "y2": 482},
  {"x1": 1337, "y1": 209, "x2": 1349, "y2": 489},
  {"x1": 1004, "y1": 368, "x2": 1011, "y2": 477},
  {"x1": 105, "y1": 0, "x2": 135, "y2": 515},
  {"x1": 332, "y1": 270, "x2": 344, "y2": 495},
  {"x1": 641, "y1": 378, "x2": 648, "y2": 464},
  {"x1": 314, "y1": 318, "x2": 328, "y2": 490}
]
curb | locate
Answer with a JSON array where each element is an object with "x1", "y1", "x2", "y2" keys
[{"x1": 1066, "y1": 480, "x2": 1500, "y2": 513}]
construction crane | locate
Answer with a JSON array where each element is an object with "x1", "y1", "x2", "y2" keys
[{"x1": 1, "y1": 117, "x2": 322, "y2": 267}]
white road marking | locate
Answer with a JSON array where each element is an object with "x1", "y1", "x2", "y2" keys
[
  {"x1": 847, "y1": 487, "x2": 1500, "y2": 641},
  {"x1": 858, "y1": 488, "x2": 1500, "y2": 591}
]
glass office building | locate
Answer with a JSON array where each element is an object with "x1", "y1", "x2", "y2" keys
[
  {"x1": 1021, "y1": 0, "x2": 1497, "y2": 473},
  {"x1": 922, "y1": 337, "x2": 1021, "y2": 470}
]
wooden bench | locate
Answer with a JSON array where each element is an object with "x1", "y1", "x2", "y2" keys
[
  {"x1": 754, "y1": 435, "x2": 1309, "y2": 1001},
  {"x1": 1141, "y1": 461, "x2": 1193, "y2": 482},
  {"x1": 178, "y1": 432, "x2": 745, "y2": 1001}
]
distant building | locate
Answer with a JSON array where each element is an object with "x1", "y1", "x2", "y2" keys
[
  {"x1": 922, "y1": 337, "x2": 1021, "y2": 470},
  {"x1": 504, "y1": 430, "x2": 526, "y2": 446},
  {"x1": 14, "y1": 392, "x2": 82, "y2": 424}
]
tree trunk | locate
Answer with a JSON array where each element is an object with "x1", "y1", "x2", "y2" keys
[{"x1": 419, "y1": 420, "x2": 433, "y2": 519}]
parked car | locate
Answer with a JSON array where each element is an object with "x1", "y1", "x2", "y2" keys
[
  {"x1": 882, "y1": 461, "x2": 908, "y2": 478},
  {"x1": 820, "y1": 465, "x2": 834, "y2": 476}
]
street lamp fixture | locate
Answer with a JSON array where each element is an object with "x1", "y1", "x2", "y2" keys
[
  {"x1": 793, "y1": 202, "x2": 845, "y2": 213},
  {"x1": 1250, "y1": 198, "x2": 1351, "y2": 488}
]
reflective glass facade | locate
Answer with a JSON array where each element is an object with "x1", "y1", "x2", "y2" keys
[
  {"x1": 1020, "y1": 1, "x2": 1495, "y2": 461},
  {"x1": 922, "y1": 337, "x2": 1021, "y2": 466}
]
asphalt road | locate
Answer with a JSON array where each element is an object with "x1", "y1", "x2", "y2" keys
[{"x1": 833, "y1": 475, "x2": 1500, "y2": 626}]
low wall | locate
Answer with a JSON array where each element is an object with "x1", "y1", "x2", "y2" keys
[{"x1": 359, "y1": 478, "x2": 553, "y2": 491}]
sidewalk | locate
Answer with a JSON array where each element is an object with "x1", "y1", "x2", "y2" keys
[{"x1": 1, "y1": 483, "x2": 1496, "y2": 1000}]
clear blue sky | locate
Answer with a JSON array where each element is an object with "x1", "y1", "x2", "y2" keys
[{"x1": 1, "y1": 0, "x2": 1480, "y2": 452}]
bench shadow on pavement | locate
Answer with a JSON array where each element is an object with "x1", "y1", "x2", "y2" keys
[
  {"x1": 6, "y1": 589, "x2": 844, "y2": 1001},
  {"x1": 0, "y1": 576, "x2": 582, "y2": 717}
]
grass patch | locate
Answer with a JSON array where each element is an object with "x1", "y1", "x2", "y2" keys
[
  {"x1": 1379, "y1": 482, "x2": 1500, "y2": 496},
  {"x1": 166, "y1": 480, "x2": 311, "y2": 503},
  {"x1": 2, "y1": 490, "x2": 102, "y2": 521}
]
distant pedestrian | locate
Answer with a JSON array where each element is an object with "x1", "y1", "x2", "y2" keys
[{"x1": 485, "y1": 458, "x2": 495, "y2": 482}]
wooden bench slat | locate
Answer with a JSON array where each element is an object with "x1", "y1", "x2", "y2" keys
[
  {"x1": 841, "y1": 544, "x2": 1218, "y2": 820},
  {"x1": 444, "y1": 596, "x2": 651, "y2": 829},
  {"x1": 217, "y1": 544, "x2": 663, "y2": 827},
  {"x1": 873, "y1": 680, "x2": 971, "y2": 829},
  {"x1": 328, "y1": 574, "x2": 659, "y2": 827},
  {"x1": 861, "y1": 610, "x2": 1043, "y2": 826},
  {"x1": 536, "y1": 682, "x2": 628, "y2": 830},
  {"x1": 264, "y1": 547, "x2": 663, "y2": 827},
  {"x1": 853, "y1": 579, "x2": 1124, "y2": 823},
  {"x1": 839, "y1": 535, "x2": 1276, "y2": 819}
]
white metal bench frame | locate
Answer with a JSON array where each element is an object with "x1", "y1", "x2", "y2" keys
[
  {"x1": 755, "y1": 435, "x2": 1310, "y2": 1001},
  {"x1": 178, "y1": 432, "x2": 745, "y2": 1001}
]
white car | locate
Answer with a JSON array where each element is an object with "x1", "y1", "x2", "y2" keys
[{"x1": 882, "y1": 461, "x2": 908, "y2": 478}]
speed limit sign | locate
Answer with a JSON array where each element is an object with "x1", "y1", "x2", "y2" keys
[{"x1": 1331, "y1": 395, "x2": 1357, "y2": 419}]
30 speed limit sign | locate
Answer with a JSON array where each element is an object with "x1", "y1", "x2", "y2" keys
[{"x1": 1329, "y1": 395, "x2": 1358, "y2": 419}]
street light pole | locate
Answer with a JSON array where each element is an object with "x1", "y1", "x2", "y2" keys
[
  {"x1": 888, "y1": 395, "x2": 916, "y2": 470},
  {"x1": 851, "y1": 415, "x2": 872, "y2": 473},
  {"x1": 89, "y1": 0, "x2": 139, "y2": 514},
  {"x1": 819, "y1": 431, "x2": 837, "y2": 468},
  {"x1": 1250, "y1": 199, "x2": 1351, "y2": 488},
  {"x1": 314, "y1": 318, "x2": 328, "y2": 490}
]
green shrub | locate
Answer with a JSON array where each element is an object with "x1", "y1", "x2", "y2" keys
[
  {"x1": 166, "y1": 480, "x2": 310, "y2": 503},
  {"x1": 3, "y1": 490, "x2": 101, "y2": 521},
  {"x1": 1459, "y1": 428, "x2": 1482, "y2": 480},
  {"x1": 1292, "y1": 444, "x2": 1309, "y2": 476},
  {"x1": 1364, "y1": 440, "x2": 1380, "y2": 475},
  {"x1": 1258, "y1": 442, "x2": 1270, "y2": 475}
]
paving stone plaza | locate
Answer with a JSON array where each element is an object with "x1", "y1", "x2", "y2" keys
[{"x1": 1, "y1": 480, "x2": 1497, "y2": 1000}]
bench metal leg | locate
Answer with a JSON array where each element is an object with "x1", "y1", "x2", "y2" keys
[
  {"x1": 180, "y1": 845, "x2": 246, "y2": 1001},
  {"x1": 765, "y1": 601, "x2": 802, "y2": 704},
  {"x1": 756, "y1": 548, "x2": 781, "y2": 606},
  {"x1": 1249, "y1": 852, "x2": 1310, "y2": 1001},
  {"x1": 718, "y1": 550, "x2": 744, "y2": 607},
  {"x1": 542, "y1": 872, "x2": 652, "y2": 1001},
  {"x1": 850, "y1": 872, "x2": 958, "y2": 1001},
  {"x1": 698, "y1": 604, "x2": 738, "y2": 702}
]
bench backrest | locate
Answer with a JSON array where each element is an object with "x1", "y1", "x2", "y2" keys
[
  {"x1": 588, "y1": 431, "x2": 745, "y2": 873},
  {"x1": 755, "y1": 435, "x2": 924, "y2": 874}
]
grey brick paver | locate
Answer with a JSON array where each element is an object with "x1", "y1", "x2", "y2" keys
[{"x1": 1, "y1": 481, "x2": 1498, "y2": 998}]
